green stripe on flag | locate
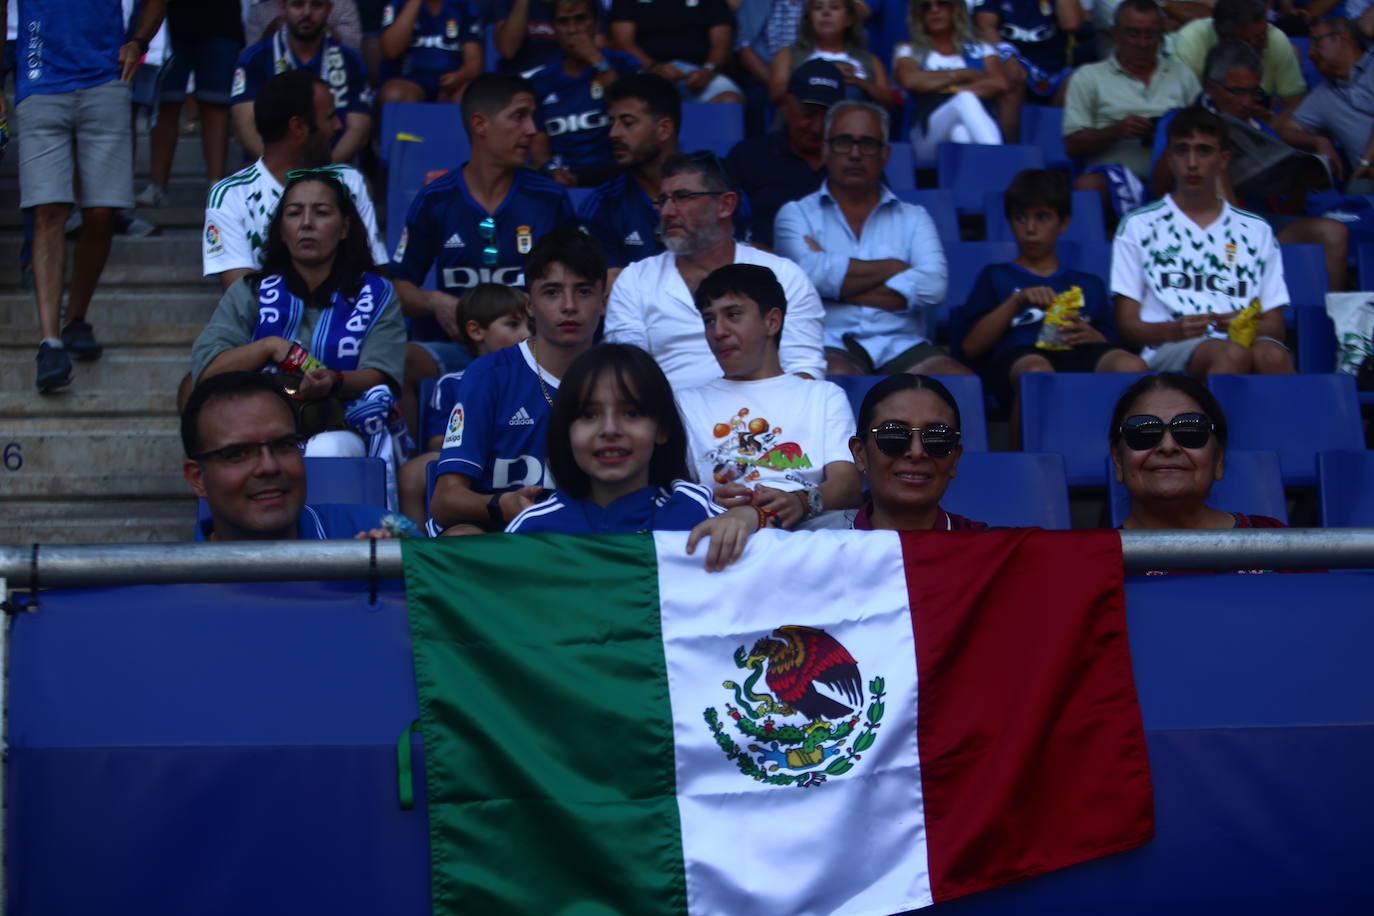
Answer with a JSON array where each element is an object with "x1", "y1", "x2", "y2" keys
[{"x1": 402, "y1": 534, "x2": 688, "y2": 915}]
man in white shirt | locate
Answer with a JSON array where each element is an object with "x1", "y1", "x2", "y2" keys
[
  {"x1": 202, "y1": 69, "x2": 386, "y2": 290},
  {"x1": 605, "y1": 151, "x2": 826, "y2": 388},
  {"x1": 1113, "y1": 105, "x2": 1293, "y2": 377}
]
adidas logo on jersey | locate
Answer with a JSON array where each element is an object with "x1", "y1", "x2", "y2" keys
[
  {"x1": 444, "y1": 233, "x2": 465, "y2": 248},
  {"x1": 624, "y1": 230, "x2": 644, "y2": 246},
  {"x1": 508, "y1": 407, "x2": 535, "y2": 426},
  {"x1": 543, "y1": 92, "x2": 559, "y2": 105}
]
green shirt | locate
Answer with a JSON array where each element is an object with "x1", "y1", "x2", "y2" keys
[
  {"x1": 1062, "y1": 53, "x2": 1202, "y2": 177},
  {"x1": 1169, "y1": 20, "x2": 1307, "y2": 99}
]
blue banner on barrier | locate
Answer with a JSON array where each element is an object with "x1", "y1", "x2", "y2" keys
[{"x1": 7, "y1": 574, "x2": 1374, "y2": 915}]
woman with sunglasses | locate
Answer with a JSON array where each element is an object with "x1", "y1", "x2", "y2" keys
[
  {"x1": 192, "y1": 171, "x2": 407, "y2": 458},
  {"x1": 841, "y1": 374, "x2": 988, "y2": 530},
  {"x1": 893, "y1": 0, "x2": 1009, "y2": 159},
  {"x1": 1109, "y1": 373, "x2": 1284, "y2": 530}
]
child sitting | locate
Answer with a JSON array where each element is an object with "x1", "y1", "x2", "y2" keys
[
  {"x1": 506, "y1": 344, "x2": 761, "y2": 571},
  {"x1": 954, "y1": 169, "x2": 1147, "y2": 442},
  {"x1": 676, "y1": 264, "x2": 861, "y2": 529}
]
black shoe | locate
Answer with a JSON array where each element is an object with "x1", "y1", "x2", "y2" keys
[
  {"x1": 36, "y1": 342, "x2": 73, "y2": 393},
  {"x1": 61, "y1": 319, "x2": 103, "y2": 361}
]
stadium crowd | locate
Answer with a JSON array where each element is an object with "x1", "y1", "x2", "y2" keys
[{"x1": 6, "y1": 0, "x2": 1373, "y2": 543}]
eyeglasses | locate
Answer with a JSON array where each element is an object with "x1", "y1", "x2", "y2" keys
[
  {"x1": 919, "y1": 0, "x2": 952, "y2": 10},
  {"x1": 1310, "y1": 31, "x2": 1340, "y2": 43},
  {"x1": 1218, "y1": 84, "x2": 1266, "y2": 100},
  {"x1": 553, "y1": 12, "x2": 592, "y2": 25},
  {"x1": 1116, "y1": 26, "x2": 1164, "y2": 40},
  {"x1": 826, "y1": 134, "x2": 885, "y2": 156},
  {"x1": 864, "y1": 421, "x2": 961, "y2": 458},
  {"x1": 1117, "y1": 413, "x2": 1214, "y2": 451},
  {"x1": 190, "y1": 433, "x2": 308, "y2": 465},
  {"x1": 478, "y1": 216, "x2": 497, "y2": 266},
  {"x1": 651, "y1": 189, "x2": 724, "y2": 209}
]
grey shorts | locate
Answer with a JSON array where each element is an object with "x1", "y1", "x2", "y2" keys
[
  {"x1": 18, "y1": 79, "x2": 134, "y2": 209},
  {"x1": 1148, "y1": 334, "x2": 1289, "y2": 373}
]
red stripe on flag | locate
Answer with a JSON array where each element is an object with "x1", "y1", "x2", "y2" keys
[{"x1": 901, "y1": 528, "x2": 1154, "y2": 903}]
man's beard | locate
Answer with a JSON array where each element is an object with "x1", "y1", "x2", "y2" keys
[
  {"x1": 660, "y1": 218, "x2": 725, "y2": 256},
  {"x1": 288, "y1": 18, "x2": 323, "y2": 43}
]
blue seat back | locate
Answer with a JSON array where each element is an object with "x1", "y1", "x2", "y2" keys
[
  {"x1": 1018, "y1": 103, "x2": 1072, "y2": 171},
  {"x1": 943, "y1": 452, "x2": 1072, "y2": 528},
  {"x1": 385, "y1": 129, "x2": 468, "y2": 251},
  {"x1": 885, "y1": 141, "x2": 917, "y2": 190},
  {"x1": 1057, "y1": 240, "x2": 1114, "y2": 293},
  {"x1": 1294, "y1": 304, "x2": 1337, "y2": 373},
  {"x1": 681, "y1": 103, "x2": 745, "y2": 157},
  {"x1": 1207, "y1": 374, "x2": 1364, "y2": 485},
  {"x1": 894, "y1": 188, "x2": 958, "y2": 244},
  {"x1": 417, "y1": 377, "x2": 438, "y2": 448},
  {"x1": 937, "y1": 143, "x2": 1045, "y2": 213},
  {"x1": 379, "y1": 101, "x2": 466, "y2": 167},
  {"x1": 1019, "y1": 371, "x2": 1149, "y2": 486},
  {"x1": 1281, "y1": 242, "x2": 1329, "y2": 309},
  {"x1": 1317, "y1": 450, "x2": 1374, "y2": 526},
  {"x1": 825, "y1": 374, "x2": 989, "y2": 452},
  {"x1": 1106, "y1": 449, "x2": 1289, "y2": 527},
  {"x1": 985, "y1": 190, "x2": 1107, "y2": 243},
  {"x1": 942, "y1": 240, "x2": 1019, "y2": 331},
  {"x1": 1357, "y1": 241, "x2": 1374, "y2": 289},
  {"x1": 196, "y1": 457, "x2": 388, "y2": 522}
]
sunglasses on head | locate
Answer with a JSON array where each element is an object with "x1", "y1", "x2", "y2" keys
[
  {"x1": 1118, "y1": 413, "x2": 1214, "y2": 451},
  {"x1": 865, "y1": 421, "x2": 960, "y2": 458}
]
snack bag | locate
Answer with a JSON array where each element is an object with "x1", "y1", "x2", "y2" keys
[
  {"x1": 279, "y1": 342, "x2": 328, "y2": 374},
  {"x1": 1035, "y1": 285, "x2": 1085, "y2": 350},
  {"x1": 1228, "y1": 298, "x2": 1261, "y2": 348}
]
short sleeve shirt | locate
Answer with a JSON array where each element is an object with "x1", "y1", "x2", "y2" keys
[
  {"x1": 972, "y1": 0, "x2": 1069, "y2": 74},
  {"x1": 607, "y1": 0, "x2": 735, "y2": 66},
  {"x1": 530, "y1": 50, "x2": 642, "y2": 170},
  {"x1": 231, "y1": 32, "x2": 375, "y2": 117},
  {"x1": 1062, "y1": 54, "x2": 1202, "y2": 177},
  {"x1": 1292, "y1": 49, "x2": 1374, "y2": 172},
  {"x1": 1169, "y1": 20, "x2": 1307, "y2": 99},
  {"x1": 380, "y1": 0, "x2": 482, "y2": 78},
  {"x1": 578, "y1": 172, "x2": 662, "y2": 268},
  {"x1": 14, "y1": 0, "x2": 123, "y2": 100},
  {"x1": 955, "y1": 263, "x2": 1117, "y2": 366}
]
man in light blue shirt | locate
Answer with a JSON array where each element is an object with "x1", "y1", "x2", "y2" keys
[{"x1": 775, "y1": 99, "x2": 969, "y2": 376}]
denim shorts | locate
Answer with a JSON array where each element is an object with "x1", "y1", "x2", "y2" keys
[
  {"x1": 18, "y1": 79, "x2": 134, "y2": 209},
  {"x1": 159, "y1": 35, "x2": 243, "y2": 104}
]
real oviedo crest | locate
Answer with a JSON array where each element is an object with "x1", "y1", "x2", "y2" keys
[{"x1": 704, "y1": 626, "x2": 885, "y2": 789}]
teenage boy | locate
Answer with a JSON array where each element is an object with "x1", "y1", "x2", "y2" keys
[
  {"x1": 1113, "y1": 105, "x2": 1294, "y2": 378},
  {"x1": 956, "y1": 169, "x2": 1146, "y2": 439},
  {"x1": 676, "y1": 264, "x2": 860, "y2": 530},
  {"x1": 427, "y1": 228, "x2": 606, "y2": 535}
]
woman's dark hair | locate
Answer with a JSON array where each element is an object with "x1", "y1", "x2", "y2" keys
[
  {"x1": 252, "y1": 171, "x2": 376, "y2": 305},
  {"x1": 546, "y1": 344, "x2": 692, "y2": 499},
  {"x1": 1108, "y1": 372, "x2": 1229, "y2": 449},
  {"x1": 856, "y1": 374, "x2": 961, "y2": 434}
]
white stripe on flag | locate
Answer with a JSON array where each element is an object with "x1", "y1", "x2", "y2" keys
[{"x1": 656, "y1": 529, "x2": 932, "y2": 916}]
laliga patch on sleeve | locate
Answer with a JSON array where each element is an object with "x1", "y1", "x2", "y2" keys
[
  {"x1": 231, "y1": 67, "x2": 246, "y2": 99},
  {"x1": 382, "y1": 4, "x2": 396, "y2": 26},
  {"x1": 205, "y1": 223, "x2": 223, "y2": 255},
  {"x1": 443, "y1": 403, "x2": 465, "y2": 449},
  {"x1": 393, "y1": 227, "x2": 408, "y2": 263}
]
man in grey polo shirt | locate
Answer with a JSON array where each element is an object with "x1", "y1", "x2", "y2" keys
[{"x1": 1277, "y1": 17, "x2": 1374, "y2": 194}]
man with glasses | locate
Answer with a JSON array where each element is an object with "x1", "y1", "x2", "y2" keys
[
  {"x1": 1170, "y1": 0, "x2": 1308, "y2": 120},
  {"x1": 775, "y1": 100, "x2": 968, "y2": 377},
  {"x1": 605, "y1": 151, "x2": 826, "y2": 388},
  {"x1": 1278, "y1": 17, "x2": 1374, "y2": 193},
  {"x1": 182, "y1": 372, "x2": 392, "y2": 541}
]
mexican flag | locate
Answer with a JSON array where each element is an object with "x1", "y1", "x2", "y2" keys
[{"x1": 402, "y1": 528, "x2": 1153, "y2": 915}]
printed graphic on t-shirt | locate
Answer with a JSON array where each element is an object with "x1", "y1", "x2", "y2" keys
[{"x1": 697, "y1": 407, "x2": 813, "y2": 488}]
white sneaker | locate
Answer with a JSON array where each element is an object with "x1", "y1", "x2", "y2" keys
[{"x1": 135, "y1": 183, "x2": 166, "y2": 207}]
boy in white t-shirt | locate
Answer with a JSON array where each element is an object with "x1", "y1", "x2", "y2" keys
[
  {"x1": 1112, "y1": 105, "x2": 1294, "y2": 378},
  {"x1": 676, "y1": 264, "x2": 861, "y2": 529}
]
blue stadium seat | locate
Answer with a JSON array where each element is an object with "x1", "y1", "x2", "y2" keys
[
  {"x1": 825, "y1": 373, "x2": 990, "y2": 451},
  {"x1": 1106, "y1": 449, "x2": 1288, "y2": 527},
  {"x1": 1019, "y1": 371, "x2": 1149, "y2": 486},
  {"x1": 1018, "y1": 103, "x2": 1072, "y2": 171},
  {"x1": 1294, "y1": 305, "x2": 1337, "y2": 373},
  {"x1": 936, "y1": 143, "x2": 1045, "y2": 213},
  {"x1": 379, "y1": 101, "x2": 467, "y2": 167},
  {"x1": 943, "y1": 452, "x2": 1072, "y2": 528},
  {"x1": 894, "y1": 188, "x2": 959, "y2": 243},
  {"x1": 1058, "y1": 240, "x2": 1113, "y2": 293},
  {"x1": 942, "y1": 241, "x2": 1019, "y2": 331},
  {"x1": 984, "y1": 190, "x2": 1107, "y2": 243},
  {"x1": 681, "y1": 103, "x2": 745, "y2": 157},
  {"x1": 418, "y1": 377, "x2": 438, "y2": 448},
  {"x1": 1357, "y1": 241, "x2": 1374, "y2": 289},
  {"x1": 885, "y1": 141, "x2": 917, "y2": 190},
  {"x1": 385, "y1": 126, "x2": 468, "y2": 251},
  {"x1": 1207, "y1": 373, "x2": 1364, "y2": 485},
  {"x1": 1281, "y1": 242, "x2": 1329, "y2": 308},
  {"x1": 1290, "y1": 37, "x2": 1323, "y2": 91},
  {"x1": 1316, "y1": 450, "x2": 1374, "y2": 526},
  {"x1": 196, "y1": 457, "x2": 389, "y2": 522}
]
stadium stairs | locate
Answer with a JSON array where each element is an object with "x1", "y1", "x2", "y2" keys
[{"x1": 1, "y1": 124, "x2": 220, "y2": 542}]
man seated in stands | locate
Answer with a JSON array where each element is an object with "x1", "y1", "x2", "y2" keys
[
  {"x1": 678, "y1": 264, "x2": 861, "y2": 529},
  {"x1": 1169, "y1": 0, "x2": 1309, "y2": 120},
  {"x1": 377, "y1": 0, "x2": 484, "y2": 104},
  {"x1": 774, "y1": 100, "x2": 966, "y2": 377},
  {"x1": 182, "y1": 372, "x2": 393, "y2": 541},
  {"x1": 726, "y1": 59, "x2": 842, "y2": 250},
  {"x1": 203, "y1": 70, "x2": 387, "y2": 292},
  {"x1": 1113, "y1": 106, "x2": 1295, "y2": 377},
  {"x1": 1277, "y1": 17, "x2": 1374, "y2": 194},
  {"x1": 606, "y1": 151, "x2": 826, "y2": 388},
  {"x1": 427, "y1": 228, "x2": 604, "y2": 535},
  {"x1": 390, "y1": 72, "x2": 575, "y2": 428},
  {"x1": 1150, "y1": 41, "x2": 1349, "y2": 289},
  {"x1": 608, "y1": 0, "x2": 745, "y2": 103},
  {"x1": 529, "y1": 0, "x2": 641, "y2": 188},
  {"x1": 1064, "y1": 0, "x2": 1201, "y2": 225},
  {"x1": 231, "y1": 0, "x2": 374, "y2": 162},
  {"x1": 974, "y1": 0, "x2": 1083, "y2": 110}
]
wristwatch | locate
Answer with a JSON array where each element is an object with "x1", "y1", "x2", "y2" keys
[{"x1": 487, "y1": 493, "x2": 504, "y2": 531}]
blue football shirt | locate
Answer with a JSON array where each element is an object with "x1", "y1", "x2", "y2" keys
[
  {"x1": 505, "y1": 481, "x2": 725, "y2": 533},
  {"x1": 972, "y1": 0, "x2": 1070, "y2": 75},
  {"x1": 15, "y1": 0, "x2": 123, "y2": 100},
  {"x1": 488, "y1": 0, "x2": 560, "y2": 73},
  {"x1": 530, "y1": 50, "x2": 641, "y2": 171},
  {"x1": 953, "y1": 262, "x2": 1115, "y2": 365},
  {"x1": 380, "y1": 0, "x2": 482, "y2": 79},
  {"x1": 195, "y1": 504, "x2": 392, "y2": 541},
  {"x1": 231, "y1": 33, "x2": 375, "y2": 117}
]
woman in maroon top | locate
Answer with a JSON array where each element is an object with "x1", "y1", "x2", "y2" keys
[
  {"x1": 1109, "y1": 373, "x2": 1284, "y2": 531},
  {"x1": 846, "y1": 374, "x2": 988, "y2": 531}
]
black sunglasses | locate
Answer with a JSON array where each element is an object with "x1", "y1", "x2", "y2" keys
[
  {"x1": 864, "y1": 421, "x2": 960, "y2": 458},
  {"x1": 1118, "y1": 413, "x2": 1214, "y2": 451}
]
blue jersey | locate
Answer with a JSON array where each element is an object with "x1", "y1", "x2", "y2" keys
[
  {"x1": 973, "y1": 0, "x2": 1069, "y2": 75},
  {"x1": 530, "y1": 51, "x2": 641, "y2": 171},
  {"x1": 392, "y1": 166, "x2": 576, "y2": 295},
  {"x1": 579, "y1": 174, "x2": 753, "y2": 268},
  {"x1": 380, "y1": 0, "x2": 482, "y2": 79},
  {"x1": 424, "y1": 367, "x2": 467, "y2": 444},
  {"x1": 434, "y1": 340, "x2": 557, "y2": 494},
  {"x1": 506, "y1": 481, "x2": 725, "y2": 533},
  {"x1": 15, "y1": 0, "x2": 123, "y2": 100},
  {"x1": 195, "y1": 504, "x2": 392, "y2": 541},
  {"x1": 953, "y1": 262, "x2": 1115, "y2": 366},
  {"x1": 488, "y1": 0, "x2": 559, "y2": 73},
  {"x1": 231, "y1": 33, "x2": 375, "y2": 117}
]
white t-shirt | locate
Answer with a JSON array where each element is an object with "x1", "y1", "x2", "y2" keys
[
  {"x1": 893, "y1": 41, "x2": 996, "y2": 71},
  {"x1": 202, "y1": 158, "x2": 387, "y2": 277},
  {"x1": 1111, "y1": 194, "x2": 1289, "y2": 361},
  {"x1": 675, "y1": 374, "x2": 855, "y2": 492}
]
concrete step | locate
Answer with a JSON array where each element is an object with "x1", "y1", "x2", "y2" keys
[
  {"x1": 5, "y1": 499, "x2": 198, "y2": 544},
  {"x1": 0, "y1": 351, "x2": 188, "y2": 416},
  {"x1": 0, "y1": 424, "x2": 185, "y2": 500},
  {"x1": 0, "y1": 204, "x2": 207, "y2": 230},
  {"x1": 0, "y1": 231, "x2": 208, "y2": 285},
  {"x1": 0, "y1": 178, "x2": 215, "y2": 213},
  {"x1": 0, "y1": 289, "x2": 219, "y2": 332}
]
